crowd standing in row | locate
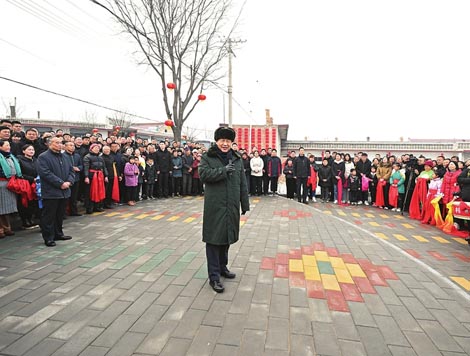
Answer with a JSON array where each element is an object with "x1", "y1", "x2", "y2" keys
[{"x1": 1, "y1": 118, "x2": 470, "y2": 245}]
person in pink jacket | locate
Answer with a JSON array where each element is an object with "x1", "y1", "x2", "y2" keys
[{"x1": 124, "y1": 156, "x2": 139, "y2": 206}]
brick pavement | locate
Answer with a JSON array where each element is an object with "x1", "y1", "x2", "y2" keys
[{"x1": 1, "y1": 195, "x2": 470, "y2": 355}]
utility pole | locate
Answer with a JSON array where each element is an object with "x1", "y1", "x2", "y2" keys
[{"x1": 227, "y1": 38, "x2": 245, "y2": 128}]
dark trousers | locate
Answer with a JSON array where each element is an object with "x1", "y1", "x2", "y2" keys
[
  {"x1": 360, "y1": 190, "x2": 369, "y2": 203},
  {"x1": 296, "y1": 177, "x2": 308, "y2": 202},
  {"x1": 192, "y1": 177, "x2": 203, "y2": 195},
  {"x1": 350, "y1": 190, "x2": 359, "y2": 203},
  {"x1": 270, "y1": 176, "x2": 279, "y2": 193},
  {"x1": 126, "y1": 185, "x2": 137, "y2": 203},
  {"x1": 104, "y1": 177, "x2": 114, "y2": 207},
  {"x1": 40, "y1": 198, "x2": 67, "y2": 243},
  {"x1": 206, "y1": 243, "x2": 229, "y2": 282},
  {"x1": 182, "y1": 174, "x2": 192, "y2": 195},
  {"x1": 262, "y1": 174, "x2": 269, "y2": 195},
  {"x1": 17, "y1": 196, "x2": 38, "y2": 222},
  {"x1": 83, "y1": 181, "x2": 103, "y2": 212},
  {"x1": 69, "y1": 181, "x2": 80, "y2": 214},
  {"x1": 146, "y1": 183, "x2": 155, "y2": 198},
  {"x1": 245, "y1": 172, "x2": 251, "y2": 194},
  {"x1": 286, "y1": 178, "x2": 296, "y2": 198},
  {"x1": 321, "y1": 186, "x2": 330, "y2": 201},
  {"x1": 252, "y1": 176, "x2": 262, "y2": 196},
  {"x1": 158, "y1": 172, "x2": 169, "y2": 197},
  {"x1": 172, "y1": 176, "x2": 182, "y2": 196}
]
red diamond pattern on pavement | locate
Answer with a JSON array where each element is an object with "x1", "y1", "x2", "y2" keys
[
  {"x1": 325, "y1": 290, "x2": 349, "y2": 312},
  {"x1": 428, "y1": 251, "x2": 448, "y2": 261},
  {"x1": 340, "y1": 283, "x2": 364, "y2": 302},
  {"x1": 405, "y1": 249, "x2": 421, "y2": 259},
  {"x1": 453, "y1": 252, "x2": 470, "y2": 263}
]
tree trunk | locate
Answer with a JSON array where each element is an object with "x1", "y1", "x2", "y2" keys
[{"x1": 172, "y1": 125, "x2": 182, "y2": 142}]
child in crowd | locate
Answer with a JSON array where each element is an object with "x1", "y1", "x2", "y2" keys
[
  {"x1": 389, "y1": 163, "x2": 405, "y2": 212},
  {"x1": 369, "y1": 166, "x2": 377, "y2": 206},
  {"x1": 349, "y1": 169, "x2": 361, "y2": 205},
  {"x1": 124, "y1": 155, "x2": 139, "y2": 206},
  {"x1": 144, "y1": 158, "x2": 157, "y2": 199}
]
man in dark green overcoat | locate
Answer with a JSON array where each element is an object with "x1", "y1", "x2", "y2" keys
[{"x1": 199, "y1": 127, "x2": 250, "y2": 293}]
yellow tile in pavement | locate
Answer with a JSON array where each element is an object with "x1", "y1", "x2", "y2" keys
[
  {"x1": 393, "y1": 234, "x2": 408, "y2": 241},
  {"x1": 394, "y1": 215, "x2": 405, "y2": 219},
  {"x1": 136, "y1": 214, "x2": 150, "y2": 219},
  {"x1": 323, "y1": 211, "x2": 332, "y2": 215},
  {"x1": 304, "y1": 266, "x2": 321, "y2": 281},
  {"x1": 314, "y1": 251, "x2": 329, "y2": 262},
  {"x1": 151, "y1": 215, "x2": 165, "y2": 220},
  {"x1": 184, "y1": 217, "x2": 196, "y2": 223},
  {"x1": 253, "y1": 199, "x2": 260, "y2": 203},
  {"x1": 402, "y1": 223, "x2": 414, "y2": 229},
  {"x1": 453, "y1": 238, "x2": 468, "y2": 245},
  {"x1": 338, "y1": 211, "x2": 346, "y2": 216},
  {"x1": 240, "y1": 221, "x2": 245, "y2": 227},
  {"x1": 365, "y1": 213, "x2": 375, "y2": 218},
  {"x1": 105, "y1": 212, "x2": 121, "y2": 217},
  {"x1": 92, "y1": 211, "x2": 106, "y2": 216},
  {"x1": 412, "y1": 235, "x2": 429, "y2": 242},
  {"x1": 321, "y1": 274, "x2": 341, "y2": 291},
  {"x1": 369, "y1": 222, "x2": 380, "y2": 227},
  {"x1": 167, "y1": 215, "x2": 181, "y2": 221},
  {"x1": 289, "y1": 259, "x2": 304, "y2": 273},
  {"x1": 432, "y1": 236, "x2": 450, "y2": 244},
  {"x1": 334, "y1": 268, "x2": 354, "y2": 284},
  {"x1": 302, "y1": 255, "x2": 317, "y2": 267},
  {"x1": 346, "y1": 263, "x2": 367, "y2": 278},
  {"x1": 120, "y1": 213, "x2": 134, "y2": 218},
  {"x1": 451, "y1": 277, "x2": 470, "y2": 291},
  {"x1": 330, "y1": 257, "x2": 346, "y2": 269},
  {"x1": 375, "y1": 233, "x2": 388, "y2": 240},
  {"x1": 379, "y1": 214, "x2": 389, "y2": 219},
  {"x1": 351, "y1": 213, "x2": 360, "y2": 217}
]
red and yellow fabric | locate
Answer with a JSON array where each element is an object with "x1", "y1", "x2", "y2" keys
[
  {"x1": 388, "y1": 179, "x2": 399, "y2": 208},
  {"x1": 89, "y1": 169, "x2": 105, "y2": 203},
  {"x1": 375, "y1": 179, "x2": 387, "y2": 207},
  {"x1": 409, "y1": 178, "x2": 428, "y2": 220}
]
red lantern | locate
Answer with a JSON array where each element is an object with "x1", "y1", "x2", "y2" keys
[
  {"x1": 167, "y1": 83, "x2": 176, "y2": 90},
  {"x1": 92, "y1": 128, "x2": 99, "y2": 133},
  {"x1": 115, "y1": 126, "x2": 120, "y2": 131},
  {"x1": 164, "y1": 119, "x2": 174, "y2": 127},
  {"x1": 198, "y1": 94, "x2": 207, "y2": 101}
]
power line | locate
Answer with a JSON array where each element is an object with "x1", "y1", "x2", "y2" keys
[
  {"x1": 0, "y1": 75, "x2": 155, "y2": 122},
  {"x1": 0, "y1": 37, "x2": 55, "y2": 66}
]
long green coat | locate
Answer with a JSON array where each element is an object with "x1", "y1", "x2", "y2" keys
[{"x1": 199, "y1": 146, "x2": 250, "y2": 245}]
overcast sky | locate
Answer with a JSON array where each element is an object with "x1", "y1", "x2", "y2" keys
[{"x1": 1, "y1": 0, "x2": 470, "y2": 141}]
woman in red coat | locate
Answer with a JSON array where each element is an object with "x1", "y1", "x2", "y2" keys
[{"x1": 441, "y1": 161, "x2": 461, "y2": 206}]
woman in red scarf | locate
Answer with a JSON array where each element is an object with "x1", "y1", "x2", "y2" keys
[{"x1": 83, "y1": 144, "x2": 108, "y2": 214}]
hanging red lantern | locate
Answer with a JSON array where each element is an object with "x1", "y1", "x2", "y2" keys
[
  {"x1": 167, "y1": 83, "x2": 176, "y2": 90},
  {"x1": 92, "y1": 128, "x2": 99, "y2": 133},
  {"x1": 198, "y1": 94, "x2": 207, "y2": 101},
  {"x1": 164, "y1": 119, "x2": 174, "y2": 127},
  {"x1": 115, "y1": 126, "x2": 121, "y2": 132}
]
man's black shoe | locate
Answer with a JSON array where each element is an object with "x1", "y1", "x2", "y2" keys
[
  {"x1": 303, "y1": 201, "x2": 308, "y2": 205},
  {"x1": 104, "y1": 205, "x2": 113, "y2": 209},
  {"x1": 209, "y1": 280, "x2": 225, "y2": 293},
  {"x1": 86, "y1": 210, "x2": 93, "y2": 214},
  {"x1": 55, "y1": 235, "x2": 72, "y2": 241},
  {"x1": 45, "y1": 241, "x2": 56, "y2": 247},
  {"x1": 70, "y1": 213, "x2": 82, "y2": 217},
  {"x1": 94, "y1": 208, "x2": 105, "y2": 212},
  {"x1": 221, "y1": 270, "x2": 236, "y2": 279}
]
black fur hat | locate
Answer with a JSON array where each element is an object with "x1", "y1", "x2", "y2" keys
[{"x1": 214, "y1": 127, "x2": 236, "y2": 142}]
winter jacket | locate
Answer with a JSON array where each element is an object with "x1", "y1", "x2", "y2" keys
[
  {"x1": 440, "y1": 170, "x2": 461, "y2": 204},
  {"x1": 376, "y1": 163, "x2": 392, "y2": 182},
  {"x1": 155, "y1": 148, "x2": 172, "y2": 173},
  {"x1": 199, "y1": 146, "x2": 250, "y2": 245},
  {"x1": 123, "y1": 162, "x2": 139, "y2": 187},
  {"x1": 389, "y1": 170, "x2": 405, "y2": 194},
  {"x1": 192, "y1": 159, "x2": 200, "y2": 179},
  {"x1": 283, "y1": 163, "x2": 294, "y2": 179},
  {"x1": 331, "y1": 159, "x2": 346, "y2": 183},
  {"x1": 172, "y1": 156, "x2": 183, "y2": 178},
  {"x1": 63, "y1": 151, "x2": 82, "y2": 183},
  {"x1": 318, "y1": 165, "x2": 333, "y2": 187},
  {"x1": 250, "y1": 156, "x2": 264, "y2": 177},
  {"x1": 17, "y1": 155, "x2": 38, "y2": 183},
  {"x1": 182, "y1": 153, "x2": 194, "y2": 175},
  {"x1": 101, "y1": 153, "x2": 116, "y2": 179},
  {"x1": 349, "y1": 175, "x2": 361, "y2": 191},
  {"x1": 458, "y1": 168, "x2": 470, "y2": 201},
  {"x1": 37, "y1": 149, "x2": 74, "y2": 199},
  {"x1": 145, "y1": 164, "x2": 157, "y2": 183},
  {"x1": 293, "y1": 155, "x2": 310, "y2": 178},
  {"x1": 356, "y1": 159, "x2": 372, "y2": 179},
  {"x1": 83, "y1": 152, "x2": 108, "y2": 178},
  {"x1": 268, "y1": 156, "x2": 282, "y2": 177}
]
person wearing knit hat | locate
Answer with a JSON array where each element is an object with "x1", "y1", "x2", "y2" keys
[
  {"x1": 417, "y1": 159, "x2": 435, "y2": 181},
  {"x1": 83, "y1": 143, "x2": 108, "y2": 214},
  {"x1": 199, "y1": 126, "x2": 249, "y2": 293}
]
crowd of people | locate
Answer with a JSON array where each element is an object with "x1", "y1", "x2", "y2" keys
[{"x1": 1, "y1": 117, "x2": 470, "y2": 245}]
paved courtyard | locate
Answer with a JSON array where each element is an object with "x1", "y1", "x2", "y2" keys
[{"x1": 1, "y1": 195, "x2": 470, "y2": 355}]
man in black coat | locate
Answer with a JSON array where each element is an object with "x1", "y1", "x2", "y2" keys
[
  {"x1": 155, "y1": 141, "x2": 172, "y2": 198},
  {"x1": 63, "y1": 141, "x2": 83, "y2": 216},
  {"x1": 38, "y1": 137, "x2": 75, "y2": 247},
  {"x1": 293, "y1": 147, "x2": 310, "y2": 204},
  {"x1": 101, "y1": 145, "x2": 116, "y2": 209},
  {"x1": 355, "y1": 152, "x2": 372, "y2": 205}
]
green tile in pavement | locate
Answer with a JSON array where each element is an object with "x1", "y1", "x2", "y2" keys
[
  {"x1": 317, "y1": 261, "x2": 335, "y2": 275},
  {"x1": 179, "y1": 251, "x2": 198, "y2": 263},
  {"x1": 164, "y1": 251, "x2": 199, "y2": 276},
  {"x1": 80, "y1": 245, "x2": 128, "y2": 268},
  {"x1": 109, "y1": 246, "x2": 150, "y2": 269},
  {"x1": 55, "y1": 253, "x2": 87, "y2": 265},
  {"x1": 194, "y1": 264, "x2": 208, "y2": 279},
  {"x1": 136, "y1": 248, "x2": 175, "y2": 273}
]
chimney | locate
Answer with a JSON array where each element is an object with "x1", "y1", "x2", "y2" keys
[
  {"x1": 265, "y1": 109, "x2": 273, "y2": 126},
  {"x1": 37, "y1": 111, "x2": 40, "y2": 119}
]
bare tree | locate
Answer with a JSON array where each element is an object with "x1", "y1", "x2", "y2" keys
[
  {"x1": 182, "y1": 125, "x2": 200, "y2": 142},
  {"x1": 82, "y1": 110, "x2": 99, "y2": 129},
  {"x1": 94, "y1": 0, "x2": 236, "y2": 141},
  {"x1": 107, "y1": 111, "x2": 134, "y2": 130}
]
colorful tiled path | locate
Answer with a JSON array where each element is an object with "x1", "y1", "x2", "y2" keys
[
  {"x1": 261, "y1": 243, "x2": 399, "y2": 312},
  {"x1": 1, "y1": 195, "x2": 470, "y2": 355}
]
